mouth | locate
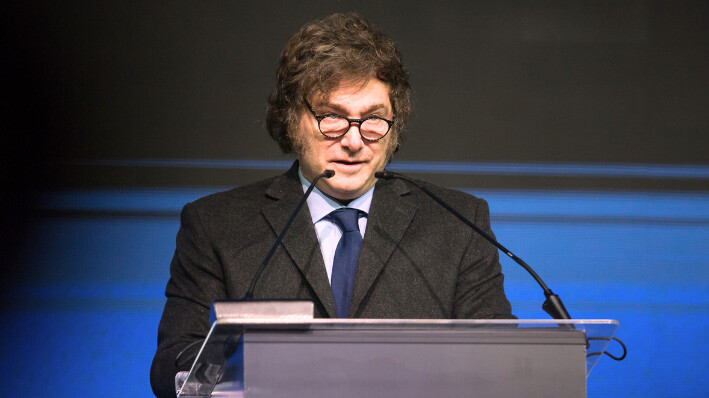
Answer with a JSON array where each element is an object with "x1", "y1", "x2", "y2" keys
[{"x1": 331, "y1": 160, "x2": 366, "y2": 171}]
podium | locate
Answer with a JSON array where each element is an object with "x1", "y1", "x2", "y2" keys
[{"x1": 176, "y1": 303, "x2": 618, "y2": 398}]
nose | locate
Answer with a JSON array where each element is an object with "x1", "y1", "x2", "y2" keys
[{"x1": 339, "y1": 123, "x2": 364, "y2": 152}]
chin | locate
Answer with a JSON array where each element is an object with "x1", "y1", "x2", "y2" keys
[
  {"x1": 326, "y1": 187, "x2": 360, "y2": 200},
  {"x1": 324, "y1": 181, "x2": 366, "y2": 200}
]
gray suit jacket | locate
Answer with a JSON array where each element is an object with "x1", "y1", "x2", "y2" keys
[{"x1": 150, "y1": 162, "x2": 513, "y2": 397}]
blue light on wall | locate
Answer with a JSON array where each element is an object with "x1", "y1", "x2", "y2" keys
[{"x1": 2, "y1": 181, "x2": 708, "y2": 397}]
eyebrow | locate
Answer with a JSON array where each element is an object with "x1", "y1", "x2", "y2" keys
[{"x1": 316, "y1": 101, "x2": 391, "y2": 117}]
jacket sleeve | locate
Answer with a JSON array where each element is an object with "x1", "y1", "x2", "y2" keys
[
  {"x1": 452, "y1": 198, "x2": 515, "y2": 319},
  {"x1": 150, "y1": 202, "x2": 227, "y2": 398}
]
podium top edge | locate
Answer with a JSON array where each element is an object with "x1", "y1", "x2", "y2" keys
[{"x1": 212, "y1": 318, "x2": 619, "y2": 327}]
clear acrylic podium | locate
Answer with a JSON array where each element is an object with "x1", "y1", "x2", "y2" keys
[{"x1": 176, "y1": 303, "x2": 618, "y2": 398}]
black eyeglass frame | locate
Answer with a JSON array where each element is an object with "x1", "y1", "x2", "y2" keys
[{"x1": 304, "y1": 99, "x2": 394, "y2": 142}]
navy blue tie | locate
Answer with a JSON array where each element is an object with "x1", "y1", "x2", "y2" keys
[{"x1": 328, "y1": 208, "x2": 364, "y2": 318}]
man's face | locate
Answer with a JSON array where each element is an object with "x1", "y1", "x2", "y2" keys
[{"x1": 296, "y1": 78, "x2": 394, "y2": 201}]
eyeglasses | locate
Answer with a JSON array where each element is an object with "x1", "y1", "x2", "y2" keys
[{"x1": 304, "y1": 99, "x2": 394, "y2": 142}]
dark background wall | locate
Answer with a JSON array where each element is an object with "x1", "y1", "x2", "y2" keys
[
  {"x1": 3, "y1": 1, "x2": 708, "y2": 397},
  {"x1": 7, "y1": 1, "x2": 709, "y2": 188}
]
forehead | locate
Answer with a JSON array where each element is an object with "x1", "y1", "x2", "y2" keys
[{"x1": 313, "y1": 78, "x2": 392, "y2": 112}]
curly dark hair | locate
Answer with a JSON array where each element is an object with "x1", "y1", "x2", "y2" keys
[{"x1": 266, "y1": 12, "x2": 412, "y2": 157}]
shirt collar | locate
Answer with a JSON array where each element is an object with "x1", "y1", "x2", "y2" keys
[{"x1": 298, "y1": 168, "x2": 374, "y2": 224}]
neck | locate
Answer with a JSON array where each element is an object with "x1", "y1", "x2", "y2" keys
[{"x1": 327, "y1": 194, "x2": 354, "y2": 206}]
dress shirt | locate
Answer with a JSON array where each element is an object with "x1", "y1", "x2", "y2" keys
[{"x1": 299, "y1": 168, "x2": 373, "y2": 283}]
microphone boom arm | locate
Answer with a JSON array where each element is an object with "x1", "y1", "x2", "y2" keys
[
  {"x1": 243, "y1": 169, "x2": 335, "y2": 299},
  {"x1": 375, "y1": 171, "x2": 571, "y2": 319}
]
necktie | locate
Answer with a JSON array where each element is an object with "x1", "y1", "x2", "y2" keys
[{"x1": 328, "y1": 208, "x2": 364, "y2": 318}]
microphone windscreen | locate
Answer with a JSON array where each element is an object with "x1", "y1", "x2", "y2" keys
[{"x1": 323, "y1": 169, "x2": 335, "y2": 178}]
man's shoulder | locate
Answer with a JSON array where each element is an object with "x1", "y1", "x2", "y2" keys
[
  {"x1": 194, "y1": 161, "x2": 300, "y2": 206},
  {"x1": 182, "y1": 172, "x2": 296, "y2": 220},
  {"x1": 371, "y1": 175, "x2": 490, "y2": 227},
  {"x1": 194, "y1": 176, "x2": 278, "y2": 206},
  {"x1": 381, "y1": 175, "x2": 485, "y2": 208},
  {"x1": 419, "y1": 178, "x2": 482, "y2": 202}
]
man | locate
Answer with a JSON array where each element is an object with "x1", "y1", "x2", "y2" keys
[{"x1": 151, "y1": 12, "x2": 513, "y2": 398}]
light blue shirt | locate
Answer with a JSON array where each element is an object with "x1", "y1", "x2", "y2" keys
[{"x1": 299, "y1": 168, "x2": 373, "y2": 284}]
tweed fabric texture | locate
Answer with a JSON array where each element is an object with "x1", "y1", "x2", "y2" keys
[{"x1": 150, "y1": 162, "x2": 514, "y2": 398}]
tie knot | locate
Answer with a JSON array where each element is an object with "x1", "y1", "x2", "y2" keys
[{"x1": 328, "y1": 208, "x2": 362, "y2": 233}]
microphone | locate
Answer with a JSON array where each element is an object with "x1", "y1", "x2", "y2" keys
[
  {"x1": 375, "y1": 171, "x2": 571, "y2": 320},
  {"x1": 243, "y1": 169, "x2": 335, "y2": 299},
  {"x1": 175, "y1": 169, "x2": 335, "y2": 372}
]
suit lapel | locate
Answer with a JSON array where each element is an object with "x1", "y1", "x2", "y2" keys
[
  {"x1": 349, "y1": 177, "x2": 417, "y2": 317},
  {"x1": 261, "y1": 165, "x2": 337, "y2": 318}
]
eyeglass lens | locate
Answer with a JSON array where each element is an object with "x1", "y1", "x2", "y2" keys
[{"x1": 319, "y1": 116, "x2": 389, "y2": 140}]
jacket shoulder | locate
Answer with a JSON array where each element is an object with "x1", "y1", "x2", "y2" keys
[
  {"x1": 184, "y1": 175, "x2": 282, "y2": 215},
  {"x1": 402, "y1": 177, "x2": 487, "y2": 212}
]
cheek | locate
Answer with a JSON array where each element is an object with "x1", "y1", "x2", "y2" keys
[
  {"x1": 385, "y1": 133, "x2": 398, "y2": 156},
  {"x1": 291, "y1": 114, "x2": 316, "y2": 155},
  {"x1": 299, "y1": 135, "x2": 332, "y2": 168},
  {"x1": 374, "y1": 137, "x2": 395, "y2": 163}
]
